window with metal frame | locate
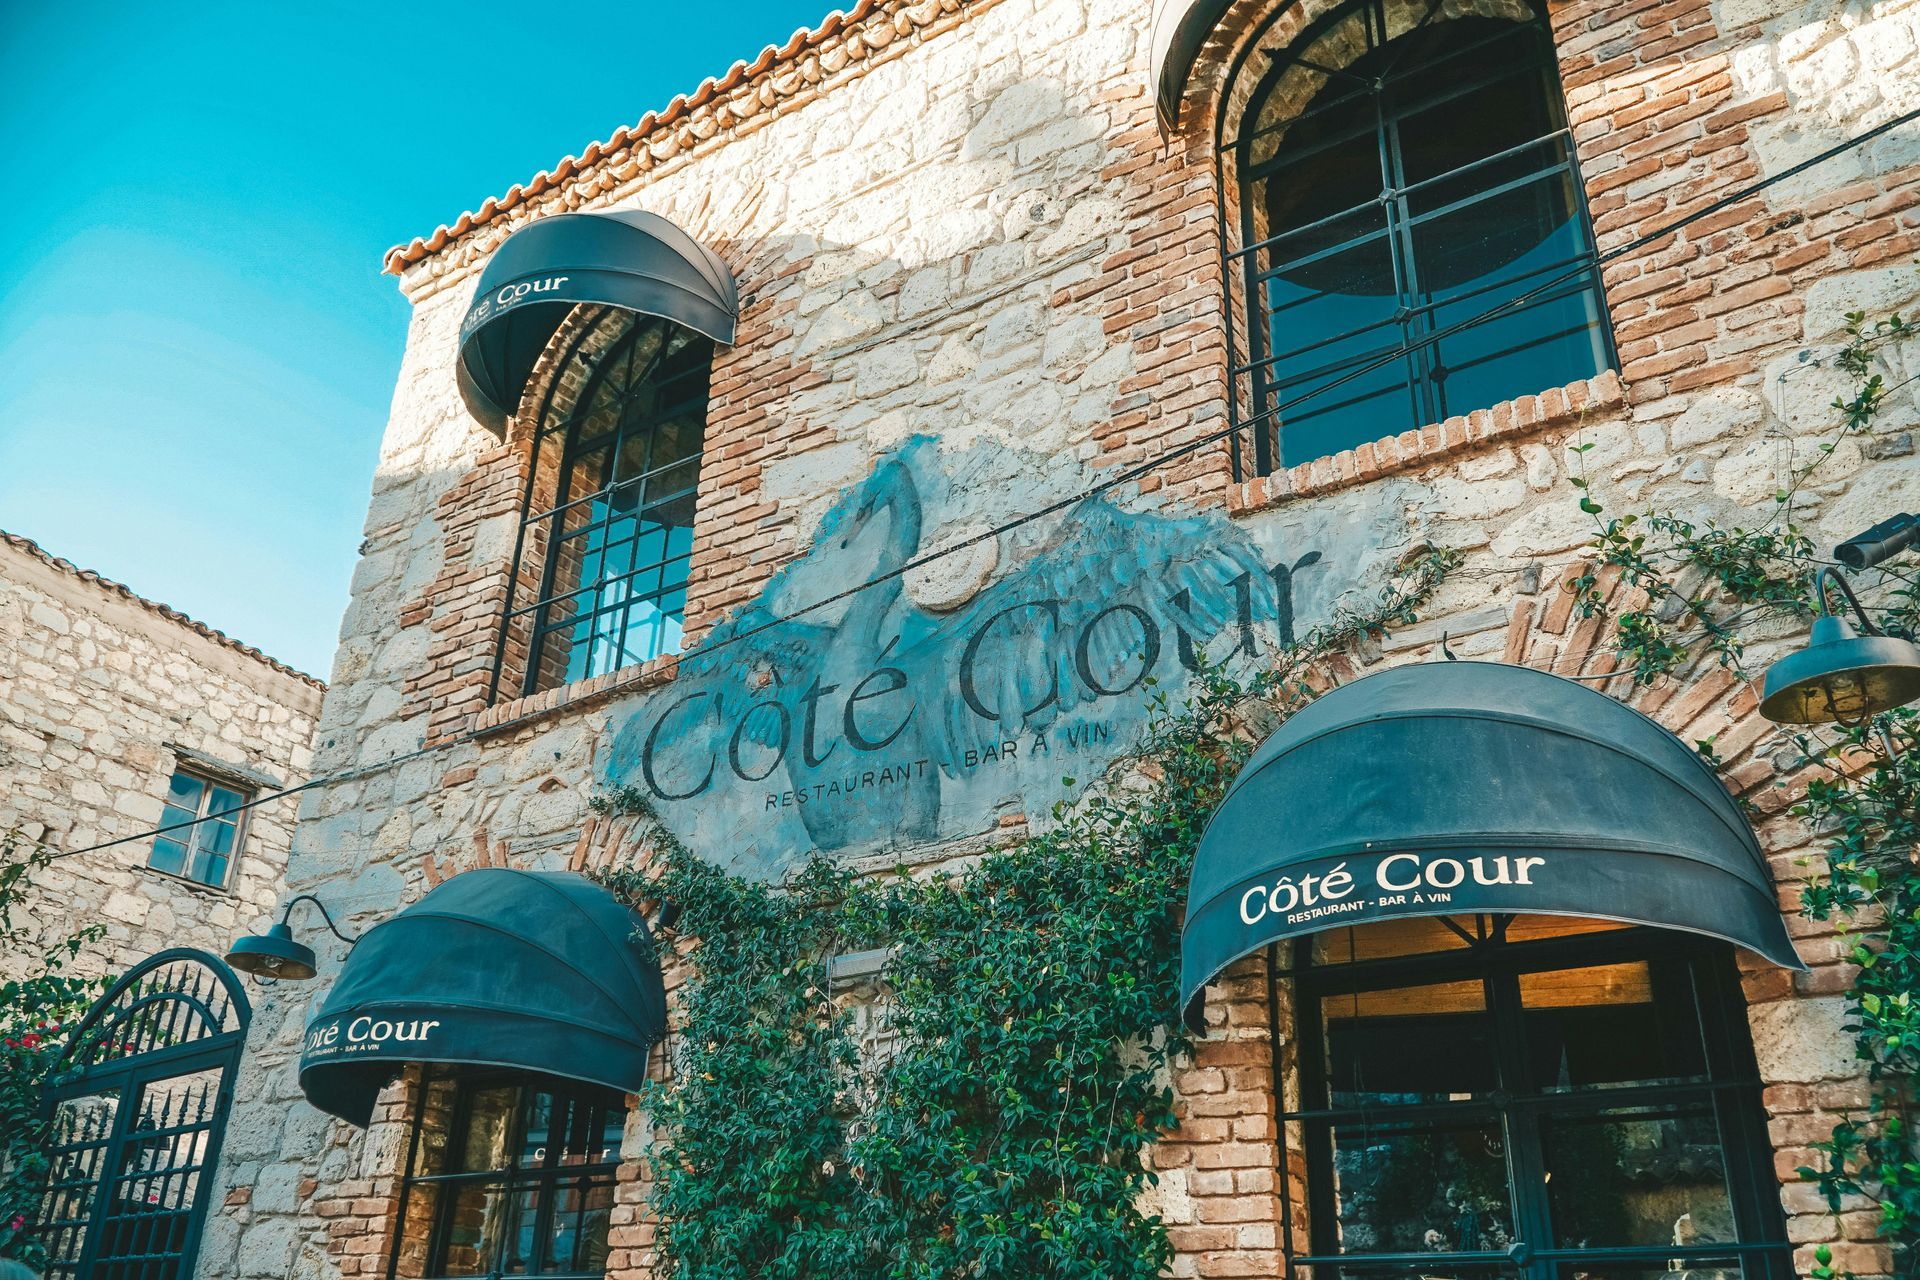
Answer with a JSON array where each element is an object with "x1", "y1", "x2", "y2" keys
[
  {"x1": 147, "y1": 768, "x2": 249, "y2": 888},
  {"x1": 1274, "y1": 914, "x2": 1790, "y2": 1280},
  {"x1": 389, "y1": 1070, "x2": 628, "y2": 1280},
  {"x1": 1232, "y1": 0, "x2": 1615, "y2": 476},
  {"x1": 497, "y1": 314, "x2": 711, "y2": 700}
]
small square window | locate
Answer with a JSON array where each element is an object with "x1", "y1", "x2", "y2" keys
[{"x1": 147, "y1": 768, "x2": 249, "y2": 889}]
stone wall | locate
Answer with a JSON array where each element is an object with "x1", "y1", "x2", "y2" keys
[
  {"x1": 0, "y1": 533, "x2": 323, "y2": 981},
  {"x1": 205, "y1": 0, "x2": 1920, "y2": 1277}
]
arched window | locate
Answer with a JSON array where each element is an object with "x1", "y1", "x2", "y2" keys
[
  {"x1": 497, "y1": 314, "x2": 712, "y2": 699},
  {"x1": 1234, "y1": 0, "x2": 1614, "y2": 474},
  {"x1": 1279, "y1": 915, "x2": 1790, "y2": 1280}
]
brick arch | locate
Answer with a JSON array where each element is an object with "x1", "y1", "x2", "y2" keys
[
  {"x1": 1497, "y1": 558, "x2": 1800, "y2": 828},
  {"x1": 507, "y1": 302, "x2": 632, "y2": 446},
  {"x1": 1160, "y1": 562, "x2": 1837, "y2": 1280},
  {"x1": 1165, "y1": 0, "x2": 1542, "y2": 479},
  {"x1": 1168, "y1": 0, "x2": 1535, "y2": 145},
  {"x1": 396, "y1": 306, "x2": 640, "y2": 745}
]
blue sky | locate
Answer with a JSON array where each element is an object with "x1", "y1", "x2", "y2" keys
[{"x1": 0, "y1": 0, "x2": 830, "y2": 678}]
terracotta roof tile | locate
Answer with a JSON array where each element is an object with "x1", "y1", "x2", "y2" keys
[
  {"x1": 383, "y1": 0, "x2": 933, "y2": 276},
  {"x1": 1, "y1": 530, "x2": 325, "y2": 689}
]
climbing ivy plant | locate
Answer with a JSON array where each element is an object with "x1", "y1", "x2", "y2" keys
[
  {"x1": 595, "y1": 548, "x2": 1459, "y2": 1280},
  {"x1": 1571, "y1": 308, "x2": 1920, "y2": 1280}
]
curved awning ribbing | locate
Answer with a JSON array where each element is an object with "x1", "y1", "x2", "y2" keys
[
  {"x1": 1180, "y1": 662, "x2": 1804, "y2": 1033},
  {"x1": 299, "y1": 868, "x2": 666, "y2": 1125},
  {"x1": 455, "y1": 209, "x2": 737, "y2": 436}
]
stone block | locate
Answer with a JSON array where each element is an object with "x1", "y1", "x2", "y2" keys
[{"x1": 1748, "y1": 996, "x2": 1858, "y2": 1083}]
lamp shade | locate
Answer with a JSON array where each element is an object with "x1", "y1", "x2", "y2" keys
[
  {"x1": 1758, "y1": 612, "x2": 1920, "y2": 725},
  {"x1": 224, "y1": 922, "x2": 317, "y2": 981}
]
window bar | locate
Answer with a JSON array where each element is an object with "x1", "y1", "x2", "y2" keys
[
  {"x1": 1370, "y1": 0, "x2": 1447, "y2": 80},
  {"x1": 1235, "y1": 123, "x2": 1576, "y2": 268},
  {"x1": 1432, "y1": 315, "x2": 1608, "y2": 391},
  {"x1": 1259, "y1": 256, "x2": 1471, "y2": 331},
  {"x1": 510, "y1": 442, "x2": 704, "y2": 541},
  {"x1": 1238, "y1": 13, "x2": 1536, "y2": 156},
  {"x1": 508, "y1": 554, "x2": 693, "y2": 633},
  {"x1": 522, "y1": 323, "x2": 652, "y2": 697},
  {"x1": 487, "y1": 310, "x2": 612, "y2": 705},
  {"x1": 1233, "y1": 248, "x2": 1597, "y2": 379},
  {"x1": 1249, "y1": 151, "x2": 1580, "y2": 297}
]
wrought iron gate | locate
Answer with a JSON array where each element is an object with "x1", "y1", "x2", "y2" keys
[{"x1": 37, "y1": 948, "x2": 250, "y2": 1280}]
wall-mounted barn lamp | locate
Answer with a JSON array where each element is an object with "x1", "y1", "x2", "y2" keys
[
  {"x1": 1759, "y1": 515, "x2": 1920, "y2": 726},
  {"x1": 225, "y1": 894, "x2": 358, "y2": 981}
]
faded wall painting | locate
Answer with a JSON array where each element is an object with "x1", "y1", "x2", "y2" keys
[{"x1": 603, "y1": 437, "x2": 1416, "y2": 878}]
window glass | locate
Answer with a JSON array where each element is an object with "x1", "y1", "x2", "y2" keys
[
  {"x1": 1317, "y1": 1115, "x2": 1514, "y2": 1254},
  {"x1": 1236, "y1": 4, "x2": 1614, "y2": 474},
  {"x1": 1323, "y1": 979, "x2": 1496, "y2": 1106},
  {"x1": 1502, "y1": 915, "x2": 1631, "y2": 945},
  {"x1": 1521, "y1": 959, "x2": 1709, "y2": 1090},
  {"x1": 1542, "y1": 1105, "x2": 1735, "y2": 1249},
  {"x1": 1289, "y1": 916, "x2": 1786, "y2": 1280},
  {"x1": 456, "y1": 1085, "x2": 518, "y2": 1173},
  {"x1": 146, "y1": 769, "x2": 248, "y2": 888},
  {"x1": 397, "y1": 1073, "x2": 626, "y2": 1280},
  {"x1": 1313, "y1": 916, "x2": 1480, "y2": 963},
  {"x1": 508, "y1": 315, "x2": 711, "y2": 699},
  {"x1": 1554, "y1": 1262, "x2": 1744, "y2": 1280}
]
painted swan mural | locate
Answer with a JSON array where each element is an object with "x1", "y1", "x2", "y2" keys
[{"x1": 603, "y1": 435, "x2": 1411, "y2": 880}]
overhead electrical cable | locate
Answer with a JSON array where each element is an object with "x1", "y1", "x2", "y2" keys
[{"x1": 50, "y1": 106, "x2": 1920, "y2": 862}]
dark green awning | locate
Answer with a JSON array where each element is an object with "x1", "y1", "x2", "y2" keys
[
  {"x1": 299, "y1": 869, "x2": 665, "y2": 1125},
  {"x1": 1180, "y1": 661, "x2": 1804, "y2": 1033},
  {"x1": 1149, "y1": 0, "x2": 1236, "y2": 131},
  {"x1": 456, "y1": 209, "x2": 737, "y2": 436}
]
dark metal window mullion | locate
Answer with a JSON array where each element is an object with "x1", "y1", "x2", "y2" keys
[
  {"x1": 520, "y1": 419, "x2": 710, "y2": 528},
  {"x1": 524, "y1": 1100, "x2": 564, "y2": 1280},
  {"x1": 1379, "y1": 55, "x2": 1441, "y2": 435},
  {"x1": 1278, "y1": 1074, "x2": 1762, "y2": 1129},
  {"x1": 1237, "y1": 11, "x2": 1533, "y2": 160},
  {"x1": 1240, "y1": 140, "x2": 1278, "y2": 477},
  {"x1": 1292, "y1": 946, "x2": 1340, "y2": 1259},
  {"x1": 386, "y1": 1070, "x2": 431, "y2": 1280},
  {"x1": 491, "y1": 309, "x2": 610, "y2": 704},
  {"x1": 521, "y1": 327, "x2": 629, "y2": 696},
  {"x1": 1544, "y1": 26, "x2": 1623, "y2": 383},
  {"x1": 1694, "y1": 952, "x2": 1795, "y2": 1280},
  {"x1": 1248, "y1": 246, "x2": 1598, "y2": 380},
  {"x1": 1487, "y1": 965, "x2": 1555, "y2": 1280},
  {"x1": 604, "y1": 350, "x2": 672, "y2": 681},
  {"x1": 540, "y1": 321, "x2": 686, "y2": 690},
  {"x1": 422, "y1": 1076, "x2": 482, "y2": 1275},
  {"x1": 525, "y1": 320, "x2": 651, "y2": 693}
]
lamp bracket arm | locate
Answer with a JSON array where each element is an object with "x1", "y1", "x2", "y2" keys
[
  {"x1": 1815, "y1": 565, "x2": 1880, "y2": 635},
  {"x1": 280, "y1": 894, "x2": 359, "y2": 946}
]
